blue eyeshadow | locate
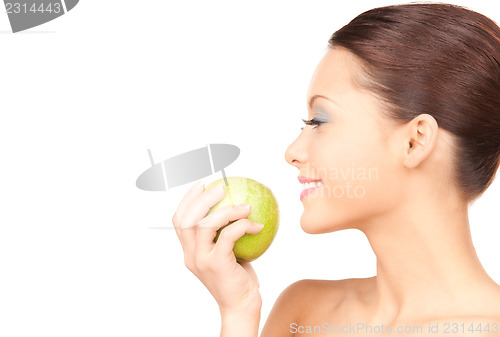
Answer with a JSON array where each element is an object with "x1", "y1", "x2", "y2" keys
[{"x1": 314, "y1": 107, "x2": 331, "y2": 122}]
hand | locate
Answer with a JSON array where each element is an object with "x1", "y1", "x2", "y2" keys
[{"x1": 172, "y1": 181, "x2": 264, "y2": 314}]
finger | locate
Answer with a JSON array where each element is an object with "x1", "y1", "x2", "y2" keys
[
  {"x1": 179, "y1": 184, "x2": 226, "y2": 253},
  {"x1": 174, "y1": 181, "x2": 205, "y2": 223},
  {"x1": 213, "y1": 219, "x2": 264, "y2": 260},
  {"x1": 181, "y1": 184, "x2": 226, "y2": 229},
  {"x1": 196, "y1": 204, "x2": 252, "y2": 255},
  {"x1": 172, "y1": 181, "x2": 204, "y2": 241}
]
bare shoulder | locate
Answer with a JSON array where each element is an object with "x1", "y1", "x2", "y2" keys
[
  {"x1": 260, "y1": 277, "x2": 375, "y2": 337},
  {"x1": 419, "y1": 289, "x2": 500, "y2": 337},
  {"x1": 259, "y1": 279, "x2": 340, "y2": 337}
]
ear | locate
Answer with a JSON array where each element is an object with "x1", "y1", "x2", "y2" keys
[{"x1": 403, "y1": 114, "x2": 439, "y2": 168}]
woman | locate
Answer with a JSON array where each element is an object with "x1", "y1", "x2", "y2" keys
[{"x1": 172, "y1": 3, "x2": 500, "y2": 336}]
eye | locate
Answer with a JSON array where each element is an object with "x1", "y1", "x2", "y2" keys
[{"x1": 301, "y1": 118, "x2": 327, "y2": 130}]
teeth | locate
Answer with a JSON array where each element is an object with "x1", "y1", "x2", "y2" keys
[{"x1": 302, "y1": 181, "x2": 323, "y2": 190}]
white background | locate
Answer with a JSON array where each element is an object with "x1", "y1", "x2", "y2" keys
[{"x1": 1, "y1": 1, "x2": 499, "y2": 336}]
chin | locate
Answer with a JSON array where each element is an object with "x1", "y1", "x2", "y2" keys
[
  {"x1": 300, "y1": 215, "x2": 335, "y2": 234},
  {"x1": 300, "y1": 221, "x2": 319, "y2": 234},
  {"x1": 300, "y1": 214, "x2": 349, "y2": 234}
]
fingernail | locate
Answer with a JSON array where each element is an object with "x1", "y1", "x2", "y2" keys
[
  {"x1": 238, "y1": 204, "x2": 250, "y2": 210},
  {"x1": 254, "y1": 223, "x2": 264, "y2": 229},
  {"x1": 211, "y1": 184, "x2": 225, "y2": 193},
  {"x1": 192, "y1": 181, "x2": 204, "y2": 191}
]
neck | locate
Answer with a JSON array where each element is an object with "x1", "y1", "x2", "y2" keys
[{"x1": 361, "y1": 191, "x2": 497, "y2": 322}]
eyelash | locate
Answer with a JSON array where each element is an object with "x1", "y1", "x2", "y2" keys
[{"x1": 301, "y1": 118, "x2": 327, "y2": 130}]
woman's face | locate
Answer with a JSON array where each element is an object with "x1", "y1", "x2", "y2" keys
[{"x1": 285, "y1": 47, "x2": 407, "y2": 234}]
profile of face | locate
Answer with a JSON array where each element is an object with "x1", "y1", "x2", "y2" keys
[{"x1": 285, "y1": 47, "x2": 448, "y2": 234}]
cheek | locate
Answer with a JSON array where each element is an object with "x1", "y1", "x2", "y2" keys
[
  {"x1": 301, "y1": 131, "x2": 397, "y2": 231},
  {"x1": 299, "y1": 108, "x2": 405, "y2": 231},
  {"x1": 313, "y1": 127, "x2": 381, "y2": 185},
  {"x1": 328, "y1": 135, "x2": 391, "y2": 206}
]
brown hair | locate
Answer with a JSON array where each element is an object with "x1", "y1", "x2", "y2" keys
[{"x1": 329, "y1": 3, "x2": 500, "y2": 202}]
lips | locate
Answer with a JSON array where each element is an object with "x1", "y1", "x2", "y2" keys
[
  {"x1": 298, "y1": 176, "x2": 322, "y2": 184},
  {"x1": 298, "y1": 176, "x2": 324, "y2": 201}
]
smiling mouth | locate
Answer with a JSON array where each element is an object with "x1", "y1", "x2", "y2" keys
[{"x1": 300, "y1": 181, "x2": 324, "y2": 201}]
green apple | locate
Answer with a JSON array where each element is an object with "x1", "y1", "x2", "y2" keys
[{"x1": 206, "y1": 176, "x2": 279, "y2": 263}]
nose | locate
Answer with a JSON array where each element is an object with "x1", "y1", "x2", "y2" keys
[{"x1": 285, "y1": 132, "x2": 308, "y2": 169}]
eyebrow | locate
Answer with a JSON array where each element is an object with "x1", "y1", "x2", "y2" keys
[{"x1": 308, "y1": 94, "x2": 336, "y2": 109}]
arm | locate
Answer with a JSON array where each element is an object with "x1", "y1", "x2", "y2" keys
[{"x1": 220, "y1": 307, "x2": 261, "y2": 337}]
